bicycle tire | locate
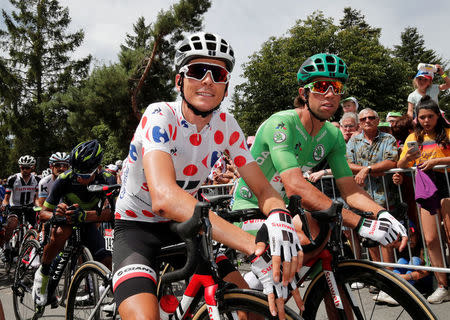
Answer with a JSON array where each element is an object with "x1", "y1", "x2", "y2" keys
[
  {"x1": 19, "y1": 228, "x2": 38, "y2": 252},
  {"x1": 66, "y1": 260, "x2": 115, "y2": 320},
  {"x1": 192, "y1": 288, "x2": 303, "y2": 320},
  {"x1": 12, "y1": 239, "x2": 41, "y2": 320},
  {"x1": 58, "y1": 246, "x2": 93, "y2": 306},
  {"x1": 301, "y1": 259, "x2": 437, "y2": 320}
]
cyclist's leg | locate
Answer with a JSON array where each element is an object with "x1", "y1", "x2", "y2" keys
[
  {"x1": 113, "y1": 220, "x2": 178, "y2": 320},
  {"x1": 81, "y1": 223, "x2": 111, "y2": 269},
  {"x1": 4, "y1": 213, "x2": 19, "y2": 243},
  {"x1": 41, "y1": 225, "x2": 72, "y2": 266}
]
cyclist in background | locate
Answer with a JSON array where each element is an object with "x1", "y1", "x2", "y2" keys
[
  {"x1": 233, "y1": 53, "x2": 407, "y2": 267},
  {"x1": 0, "y1": 155, "x2": 40, "y2": 262},
  {"x1": 37, "y1": 152, "x2": 70, "y2": 207},
  {"x1": 32, "y1": 140, "x2": 115, "y2": 306},
  {"x1": 113, "y1": 32, "x2": 303, "y2": 320}
]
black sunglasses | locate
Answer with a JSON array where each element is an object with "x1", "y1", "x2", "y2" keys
[
  {"x1": 359, "y1": 116, "x2": 377, "y2": 122},
  {"x1": 20, "y1": 166, "x2": 32, "y2": 170}
]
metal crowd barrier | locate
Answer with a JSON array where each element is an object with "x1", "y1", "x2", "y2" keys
[
  {"x1": 199, "y1": 167, "x2": 450, "y2": 277},
  {"x1": 319, "y1": 165, "x2": 450, "y2": 275}
]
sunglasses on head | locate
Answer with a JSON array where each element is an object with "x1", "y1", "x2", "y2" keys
[
  {"x1": 180, "y1": 62, "x2": 231, "y2": 84},
  {"x1": 304, "y1": 80, "x2": 346, "y2": 95},
  {"x1": 74, "y1": 167, "x2": 97, "y2": 179},
  {"x1": 359, "y1": 116, "x2": 377, "y2": 122}
]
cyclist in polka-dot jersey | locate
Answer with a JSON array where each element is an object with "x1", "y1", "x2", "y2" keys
[{"x1": 113, "y1": 32, "x2": 304, "y2": 320}]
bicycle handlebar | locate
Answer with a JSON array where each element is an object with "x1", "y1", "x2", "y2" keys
[{"x1": 160, "y1": 201, "x2": 211, "y2": 285}]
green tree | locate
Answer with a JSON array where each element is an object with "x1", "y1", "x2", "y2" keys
[
  {"x1": 393, "y1": 27, "x2": 440, "y2": 77},
  {"x1": 393, "y1": 27, "x2": 448, "y2": 112},
  {"x1": 46, "y1": 0, "x2": 212, "y2": 163},
  {"x1": 230, "y1": 9, "x2": 411, "y2": 134},
  {"x1": 0, "y1": 0, "x2": 91, "y2": 171}
]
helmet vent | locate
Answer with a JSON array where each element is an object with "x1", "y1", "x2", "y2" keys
[
  {"x1": 191, "y1": 36, "x2": 200, "y2": 41},
  {"x1": 193, "y1": 42, "x2": 202, "y2": 50},
  {"x1": 304, "y1": 65, "x2": 315, "y2": 72},
  {"x1": 220, "y1": 44, "x2": 227, "y2": 53},
  {"x1": 338, "y1": 66, "x2": 345, "y2": 73},
  {"x1": 328, "y1": 65, "x2": 336, "y2": 72},
  {"x1": 325, "y1": 55, "x2": 335, "y2": 63},
  {"x1": 317, "y1": 64, "x2": 325, "y2": 72},
  {"x1": 205, "y1": 33, "x2": 216, "y2": 41},
  {"x1": 179, "y1": 44, "x2": 191, "y2": 52},
  {"x1": 206, "y1": 42, "x2": 216, "y2": 51}
]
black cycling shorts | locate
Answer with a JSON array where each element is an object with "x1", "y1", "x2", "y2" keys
[
  {"x1": 112, "y1": 219, "x2": 236, "y2": 308},
  {"x1": 81, "y1": 223, "x2": 111, "y2": 262}
]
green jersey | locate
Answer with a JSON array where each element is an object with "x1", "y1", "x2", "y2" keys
[{"x1": 232, "y1": 109, "x2": 352, "y2": 209}]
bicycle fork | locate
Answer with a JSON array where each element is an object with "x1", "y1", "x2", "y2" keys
[{"x1": 170, "y1": 273, "x2": 220, "y2": 320}]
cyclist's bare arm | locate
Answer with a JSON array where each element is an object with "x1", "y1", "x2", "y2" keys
[
  {"x1": 238, "y1": 161, "x2": 291, "y2": 219},
  {"x1": 1, "y1": 193, "x2": 10, "y2": 207},
  {"x1": 144, "y1": 150, "x2": 255, "y2": 256}
]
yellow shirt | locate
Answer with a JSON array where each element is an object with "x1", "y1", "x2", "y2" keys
[{"x1": 400, "y1": 128, "x2": 450, "y2": 168}]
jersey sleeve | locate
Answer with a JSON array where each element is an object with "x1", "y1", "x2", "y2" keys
[
  {"x1": 399, "y1": 133, "x2": 416, "y2": 168},
  {"x1": 38, "y1": 178, "x2": 48, "y2": 198},
  {"x1": 223, "y1": 114, "x2": 255, "y2": 169},
  {"x1": 140, "y1": 103, "x2": 177, "y2": 156},
  {"x1": 5, "y1": 175, "x2": 16, "y2": 193},
  {"x1": 43, "y1": 177, "x2": 64, "y2": 210},
  {"x1": 327, "y1": 130, "x2": 353, "y2": 179},
  {"x1": 263, "y1": 114, "x2": 302, "y2": 174}
]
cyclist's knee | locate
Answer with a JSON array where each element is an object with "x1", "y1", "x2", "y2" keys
[
  {"x1": 51, "y1": 226, "x2": 72, "y2": 242},
  {"x1": 118, "y1": 293, "x2": 159, "y2": 320}
]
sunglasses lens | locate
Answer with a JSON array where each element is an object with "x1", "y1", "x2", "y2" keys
[
  {"x1": 310, "y1": 81, "x2": 345, "y2": 95},
  {"x1": 21, "y1": 166, "x2": 31, "y2": 170},
  {"x1": 186, "y1": 64, "x2": 229, "y2": 83}
]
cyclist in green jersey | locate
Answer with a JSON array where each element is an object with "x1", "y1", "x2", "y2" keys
[{"x1": 233, "y1": 53, "x2": 407, "y2": 263}]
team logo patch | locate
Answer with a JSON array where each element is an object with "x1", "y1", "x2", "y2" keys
[
  {"x1": 273, "y1": 131, "x2": 286, "y2": 143},
  {"x1": 276, "y1": 122, "x2": 287, "y2": 130},
  {"x1": 152, "y1": 126, "x2": 170, "y2": 143},
  {"x1": 239, "y1": 186, "x2": 253, "y2": 199},
  {"x1": 313, "y1": 144, "x2": 325, "y2": 161}
]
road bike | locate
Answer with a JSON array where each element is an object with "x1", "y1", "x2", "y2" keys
[
  {"x1": 12, "y1": 210, "x2": 93, "y2": 320},
  {"x1": 65, "y1": 187, "x2": 302, "y2": 320}
]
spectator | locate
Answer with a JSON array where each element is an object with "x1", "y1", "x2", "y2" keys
[
  {"x1": 398, "y1": 95, "x2": 450, "y2": 304},
  {"x1": 339, "y1": 112, "x2": 359, "y2": 143},
  {"x1": 407, "y1": 64, "x2": 450, "y2": 119},
  {"x1": 346, "y1": 108, "x2": 400, "y2": 301},
  {"x1": 378, "y1": 121, "x2": 392, "y2": 134},
  {"x1": 386, "y1": 111, "x2": 402, "y2": 127},
  {"x1": 341, "y1": 96, "x2": 359, "y2": 113},
  {"x1": 246, "y1": 136, "x2": 255, "y2": 149},
  {"x1": 391, "y1": 115, "x2": 415, "y2": 151},
  {"x1": 212, "y1": 154, "x2": 239, "y2": 185}
]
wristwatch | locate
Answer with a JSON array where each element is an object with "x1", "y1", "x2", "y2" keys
[{"x1": 367, "y1": 166, "x2": 372, "y2": 173}]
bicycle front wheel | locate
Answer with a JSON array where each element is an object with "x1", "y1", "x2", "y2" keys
[
  {"x1": 66, "y1": 260, "x2": 115, "y2": 320},
  {"x1": 301, "y1": 259, "x2": 437, "y2": 320},
  {"x1": 12, "y1": 239, "x2": 41, "y2": 320},
  {"x1": 192, "y1": 288, "x2": 303, "y2": 320}
]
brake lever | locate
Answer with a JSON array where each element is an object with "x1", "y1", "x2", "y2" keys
[{"x1": 288, "y1": 195, "x2": 315, "y2": 246}]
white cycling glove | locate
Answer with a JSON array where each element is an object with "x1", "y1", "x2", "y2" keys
[
  {"x1": 356, "y1": 211, "x2": 407, "y2": 246},
  {"x1": 256, "y1": 209, "x2": 301, "y2": 262},
  {"x1": 250, "y1": 250, "x2": 297, "y2": 299}
]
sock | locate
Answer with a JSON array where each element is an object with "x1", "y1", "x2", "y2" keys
[{"x1": 41, "y1": 263, "x2": 51, "y2": 276}]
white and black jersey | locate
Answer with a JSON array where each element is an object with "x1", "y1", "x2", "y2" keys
[
  {"x1": 5, "y1": 173, "x2": 40, "y2": 206},
  {"x1": 38, "y1": 174, "x2": 56, "y2": 200}
]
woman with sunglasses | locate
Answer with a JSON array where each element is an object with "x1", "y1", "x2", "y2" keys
[
  {"x1": 232, "y1": 53, "x2": 407, "y2": 309},
  {"x1": 407, "y1": 64, "x2": 450, "y2": 119},
  {"x1": 398, "y1": 95, "x2": 450, "y2": 304},
  {"x1": 113, "y1": 32, "x2": 304, "y2": 320}
]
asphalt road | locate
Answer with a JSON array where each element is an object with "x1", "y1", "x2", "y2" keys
[{"x1": 1, "y1": 262, "x2": 448, "y2": 319}]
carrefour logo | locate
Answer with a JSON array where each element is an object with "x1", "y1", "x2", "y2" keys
[{"x1": 152, "y1": 126, "x2": 169, "y2": 143}]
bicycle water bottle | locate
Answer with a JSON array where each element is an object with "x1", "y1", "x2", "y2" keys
[
  {"x1": 418, "y1": 63, "x2": 438, "y2": 73},
  {"x1": 159, "y1": 294, "x2": 179, "y2": 320}
]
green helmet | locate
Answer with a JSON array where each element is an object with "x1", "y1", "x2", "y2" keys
[{"x1": 297, "y1": 53, "x2": 348, "y2": 84}]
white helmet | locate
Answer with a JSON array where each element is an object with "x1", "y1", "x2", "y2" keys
[
  {"x1": 174, "y1": 32, "x2": 235, "y2": 72},
  {"x1": 115, "y1": 160, "x2": 123, "y2": 168},
  {"x1": 18, "y1": 155, "x2": 36, "y2": 166},
  {"x1": 41, "y1": 168, "x2": 52, "y2": 177},
  {"x1": 49, "y1": 152, "x2": 70, "y2": 165}
]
